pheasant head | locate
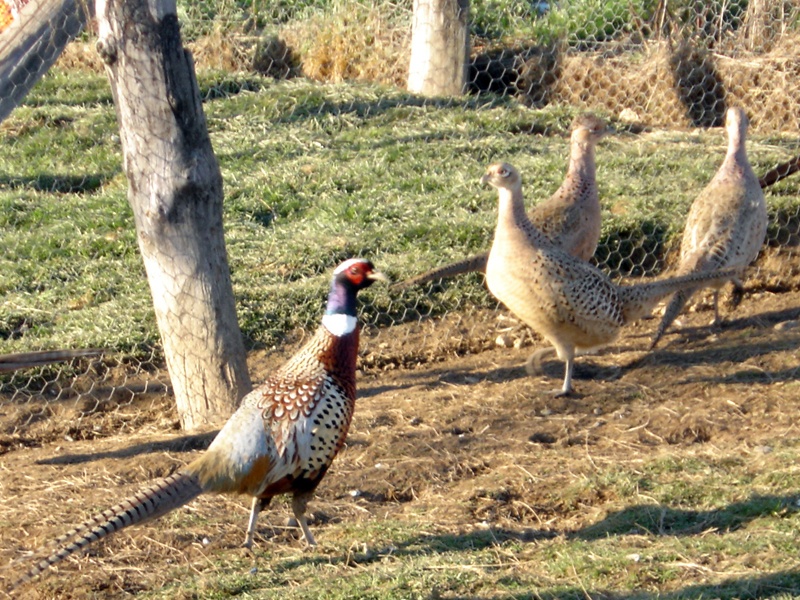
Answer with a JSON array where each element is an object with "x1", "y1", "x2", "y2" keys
[
  {"x1": 323, "y1": 258, "x2": 387, "y2": 335},
  {"x1": 480, "y1": 162, "x2": 522, "y2": 192},
  {"x1": 570, "y1": 113, "x2": 609, "y2": 147}
]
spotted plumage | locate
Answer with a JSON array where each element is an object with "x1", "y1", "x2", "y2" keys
[
  {"x1": 10, "y1": 258, "x2": 386, "y2": 591},
  {"x1": 482, "y1": 162, "x2": 741, "y2": 396},
  {"x1": 650, "y1": 106, "x2": 767, "y2": 348},
  {"x1": 394, "y1": 114, "x2": 608, "y2": 289}
]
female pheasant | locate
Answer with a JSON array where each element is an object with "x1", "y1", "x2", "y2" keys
[
  {"x1": 11, "y1": 258, "x2": 386, "y2": 589},
  {"x1": 394, "y1": 113, "x2": 609, "y2": 289},
  {"x1": 482, "y1": 162, "x2": 741, "y2": 396},
  {"x1": 649, "y1": 106, "x2": 767, "y2": 349}
]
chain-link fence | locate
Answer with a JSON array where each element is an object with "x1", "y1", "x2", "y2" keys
[{"x1": 1, "y1": 0, "x2": 800, "y2": 437}]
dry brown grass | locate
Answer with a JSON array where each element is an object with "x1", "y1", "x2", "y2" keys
[
  {"x1": 55, "y1": 41, "x2": 105, "y2": 73},
  {"x1": 54, "y1": 13, "x2": 800, "y2": 135},
  {"x1": 57, "y1": 7, "x2": 412, "y2": 85},
  {"x1": 280, "y1": 2, "x2": 411, "y2": 86},
  {"x1": 538, "y1": 37, "x2": 800, "y2": 133}
]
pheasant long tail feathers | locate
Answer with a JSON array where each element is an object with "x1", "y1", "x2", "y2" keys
[
  {"x1": 656, "y1": 266, "x2": 743, "y2": 294},
  {"x1": 649, "y1": 288, "x2": 693, "y2": 350},
  {"x1": 619, "y1": 266, "x2": 742, "y2": 324},
  {"x1": 10, "y1": 471, "x2": 204, "y2": 590},
  {"x1": 393, "y1": 253, "x2": 489, "y2": 289},
  {"x1": 646, "y1": 264, "x2": 746, "y2": 348}
]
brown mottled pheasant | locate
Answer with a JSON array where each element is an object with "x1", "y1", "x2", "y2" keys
[
  {"x1": 394, "y1": 114, "x2": 608, "y2": 289},
  {"x1": 10, "y1": 259, "x2": 386, "y2": 590},
  {"x1": 649, "y1": 106, "x2": 767, "y2": 349},
  {"x1": 482, "y1": 162, "x2": 741, "y2": 396}
]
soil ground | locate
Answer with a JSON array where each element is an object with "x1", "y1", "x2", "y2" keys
[{"x1": 2, "y1": 249, "x2": 800, "y2": 598}]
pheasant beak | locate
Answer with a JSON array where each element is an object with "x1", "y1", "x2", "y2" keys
[
  {"x1": 367, "y1": 270, "x2": 389, "y2": 284},
  {"x1": 480, "y1": 173, "x2": 491, "y2": 186}
]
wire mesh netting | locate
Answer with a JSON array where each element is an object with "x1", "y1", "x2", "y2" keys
[{"x1": 1, "y1": 0, "x2": 799, "y2": 438}]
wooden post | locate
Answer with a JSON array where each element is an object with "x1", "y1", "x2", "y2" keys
[{"x1": 407, "y1": 0, "x2": 469, "y2": 97}]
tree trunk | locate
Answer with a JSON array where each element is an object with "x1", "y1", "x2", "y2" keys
[
  {"x1": 407, "y1": 0, "x2": 469, "y2": 97},
  {"x1": 0, "y1": 0, "x2": 86, "y2": 123},
  {"x1": 95, "y1": 0, "x2": 251, "y2": 430}
]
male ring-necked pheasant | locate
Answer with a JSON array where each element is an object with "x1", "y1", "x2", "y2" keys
[
  {"x1": 482, "y1": 162, "x2": 742, "y2": 396},
  {"x1": 10, "y1": 258, "x2": 386, "y2": 589},
  {"x1": 395, "y1": 114, "x2": 608, "y2": 289}
]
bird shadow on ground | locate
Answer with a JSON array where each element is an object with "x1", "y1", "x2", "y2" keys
[
  {"x1": 529, "y1": 357, "x2": 623, "y2": 384},
  {"x1": 262, "y1": 494, "x2": 800, "y2": 599},
  {"x1": 359, "y1": 363, "x2": 531, "y2": 398},
  {"x1": 648, "y1": 304, "x2": 800, "y2": 347},
  {"x1": 265, "y1": 526, "x2": 555, "y2": 577},
  {"x1": 360, "y1": 306, "x2": 800, "y2": 397},
  {"x1": 621, "y1": 331, "x2": 800, "y2": 384},
  {"x1": 599, "y1": 304, "x2": 800, "y2": 382},
  {"x1": 34, "y1": 430, "x2": 217, "y2": 466},
  {"x1": 272, "y1": 494, "x2": 798, "y2": 572}
]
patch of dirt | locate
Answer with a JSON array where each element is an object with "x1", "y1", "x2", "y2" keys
[{"x1": 2, "y1": 260, "x2": 800, "y2": 597}]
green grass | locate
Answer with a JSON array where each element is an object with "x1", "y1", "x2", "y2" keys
[
  {"x1": 136, "y1": 446, "x2": 800, "y2": 598},
  {"x1": 1, "y1": 69, "x2": 800, "y2": 357}
]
